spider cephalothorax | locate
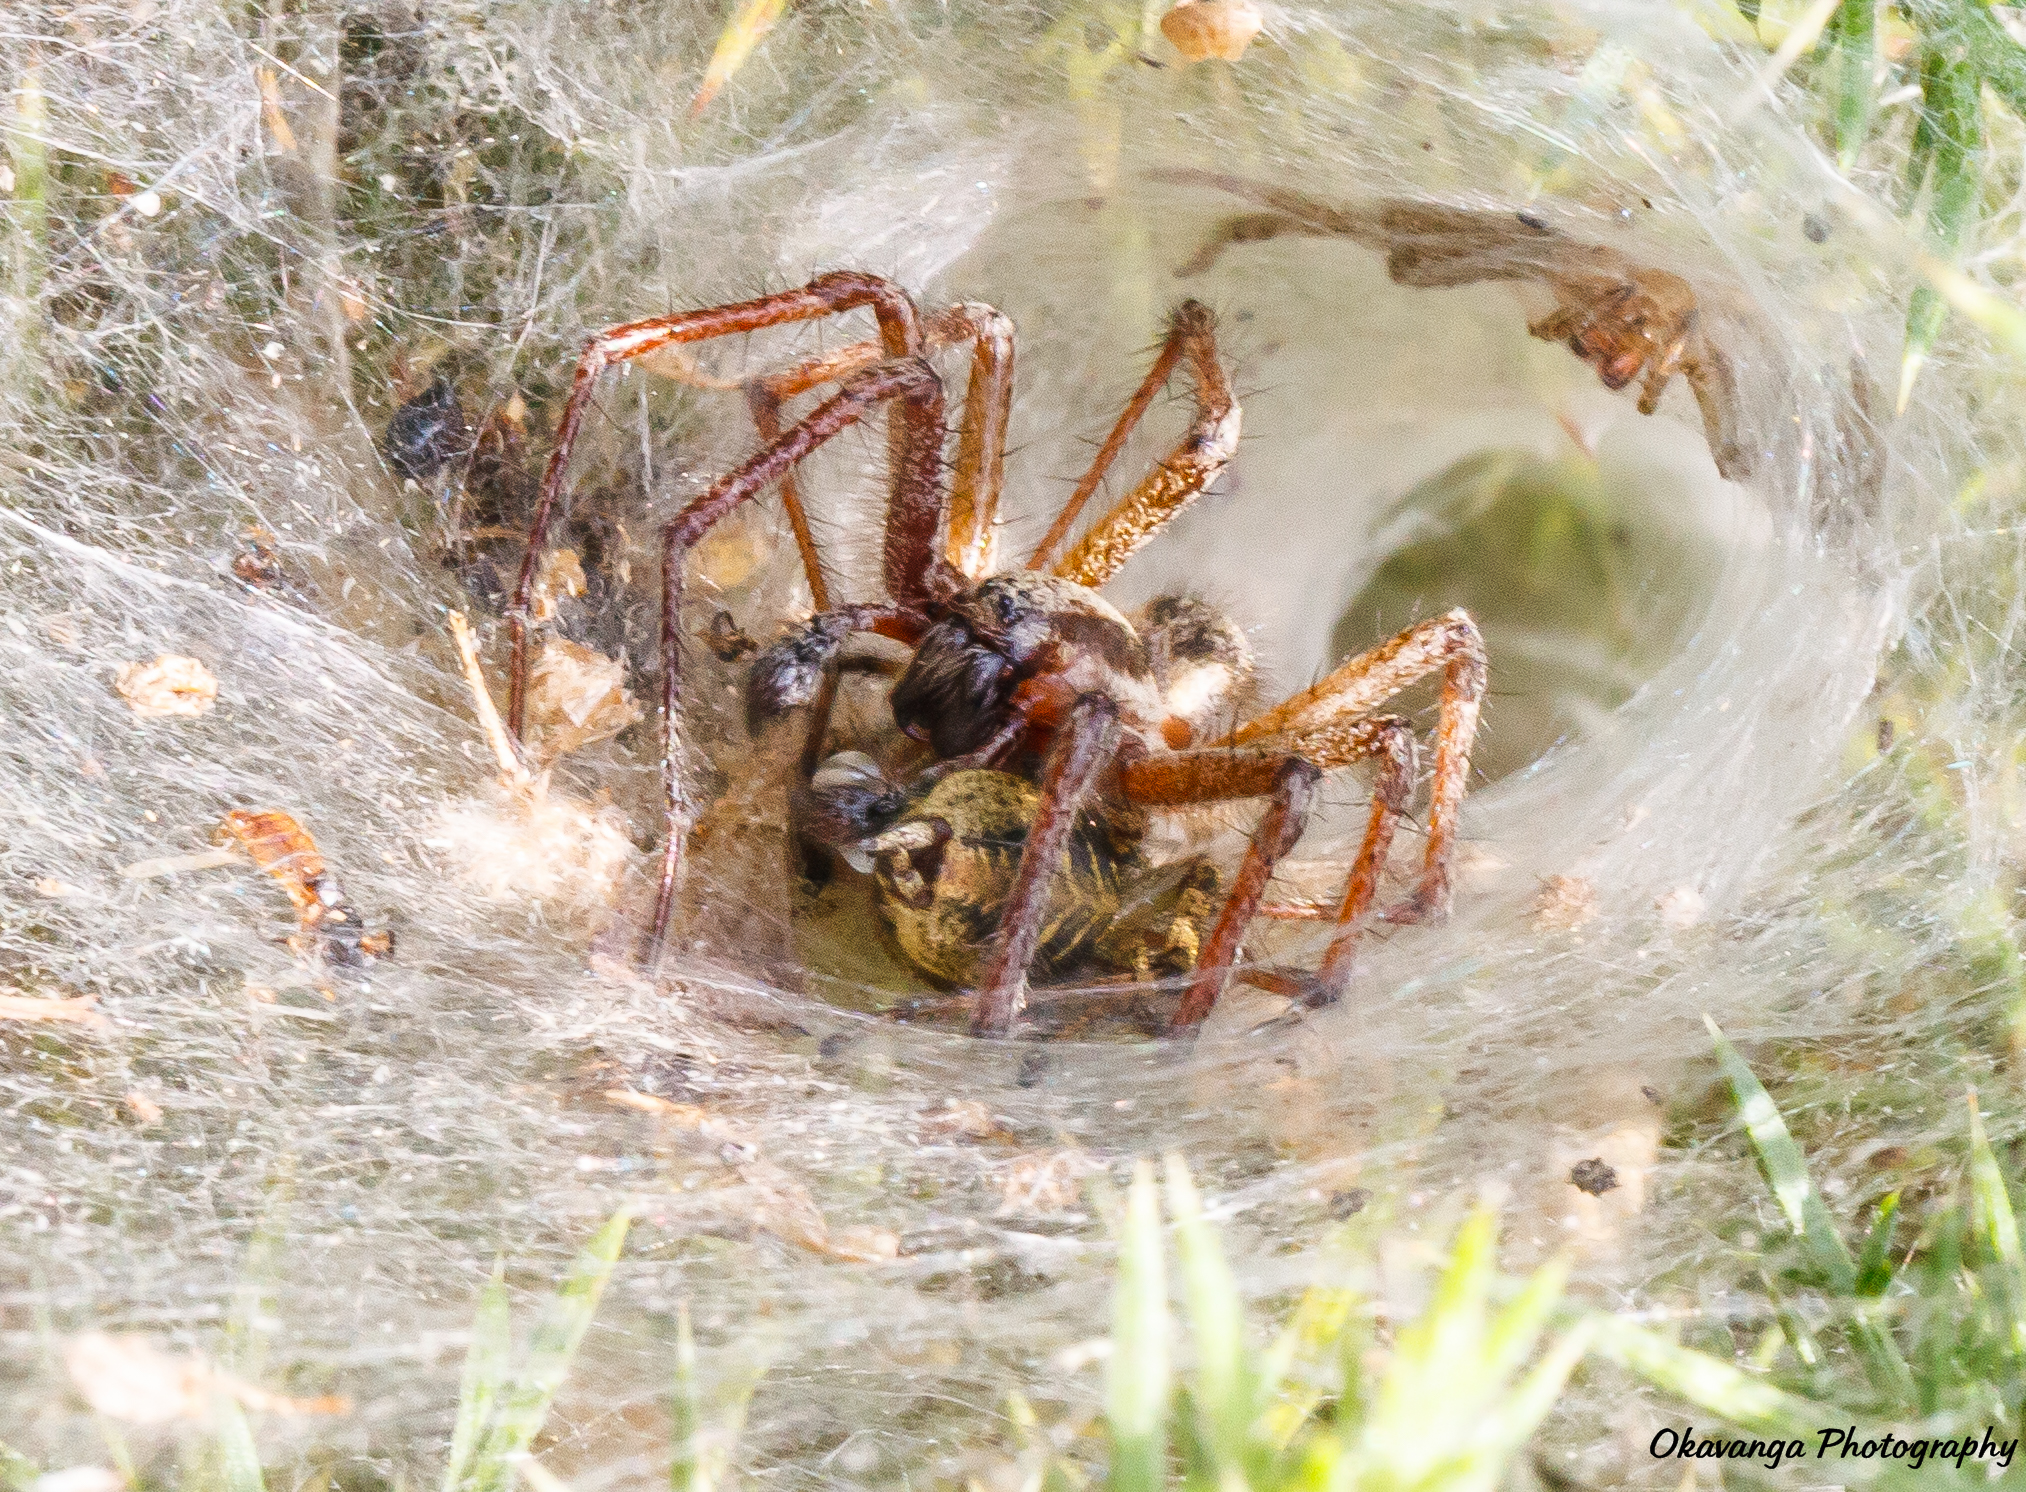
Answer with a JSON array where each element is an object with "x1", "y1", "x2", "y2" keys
[{"x1": 500, "y1": 269, "x2": 1488, "y2": 1037}]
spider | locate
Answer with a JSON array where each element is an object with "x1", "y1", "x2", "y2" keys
[
  {"x1": 1160, "y1": 170, "x2": 1749, "y2": 482},
  {"x1": 501, "y1": 271, "x2": 1485, "y2": 1037}
]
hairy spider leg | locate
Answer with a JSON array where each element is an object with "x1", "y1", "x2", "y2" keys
[
  {"x1": 744, "y1": 301, "x2": 1017, "y2": 606},
  {"x1": 1113, "y1": 714, "x2": 1415, "y2": 1033},
  {"x1": 1032, "y1": 302, "x2": 1240, "y2": 589},
  {"x1": 509, "y1": 271, "x2": 928, "y2": 739},
  {"x1": 646, "y1": 357, "x2": 947, "y2": 965},
  {"x1": 1119, "y1": 751, "x2": 1317, "y2": 1032},
  {"x1": 1224, "y1": 609, "x2": 1487, "y2": 927},
  {"x1": 969, "y1": 694, "x2": 1123, "y2": 1037}
]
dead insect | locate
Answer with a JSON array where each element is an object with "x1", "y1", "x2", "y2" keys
[
  {"x1": 215, "y1": 809, "x2": 393, "y2": 966},
  {"x1": 1159, "y1": 170, "x2": 1748, "y2": 481},
  {"x1": 504, "y1": 274, "x2": 1484, "y2": 1037},
  {"x1": 819, "y1": 759, "x2": 1221, "y2": 992},
  {"x1": 706, "y1": 610, "x2": 758, "y2": 663}
]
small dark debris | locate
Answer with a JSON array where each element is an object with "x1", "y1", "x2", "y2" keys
[
  {"x1": 1516, "y1": 208, "x2": 1550, "y2": 232},
  {"x1": 817, "y1": 1031, "x2": 853, "y2": 1059},
  {"x1": 1877, "y1": 717, "x2": 1896, "y2": 753},
  {"x1": 707, "y1": 610, "x2": 758, "y2": 663},
  {"x1": 1569, "y1": 1158, "x2": 1619, "y2": 1196},
  {"x1": 383, "y1": 377, "x2": 471, "y2": 482},
  {"x1": 1328, "y1": 1187, "x2": 1370, "y2": 1221},
  {"x1": 1803, "y1": 213, "x2": 1830, "y2": 245},
  {"x1": 1015, "y1": 1048, "x2": 1049, "y2": 1088},
  {"x1": 1641, "y1": 1084, "x2": 1662, "y2": 1106}
]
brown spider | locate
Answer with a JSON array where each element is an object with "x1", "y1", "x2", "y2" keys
[
  {"x1": 1162, "y1": 170, "x2": 1750, "y2": 482},
  {"x1": 502, "y1": 271, "x2": 1486, "y2": 1037}
]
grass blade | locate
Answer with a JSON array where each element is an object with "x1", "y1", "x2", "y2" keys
[
  {"x1": 688, "y1": 0, "x2": 792, "y2": 115},
  {"x1": 208, "y1": 1394, "x2": 266, "y2": 1492},
  {"x1": 1590, "y1": 1316, "x2": 1826, "y2": 1439},
  {"x1": 1706, "y1": 1019, "x2": 1913, "y2": 1401},
  {"x1": 0, "y1": 1441, "x2": 39, "y2": 1492},
  {"x1": 1967, "y1": 1089, "x2": 2026, "y2": 1354},
  {"x1": 1705, "y1": 1017, "x2": 1856, "y2": 1292},
  {"x1": 1832, "y1": 0, "x2": 1876, "y2": 166},
  {"x1": 1853, "y1": 1191, "x2": 1900, "y2": 1298},
  {"x1": 671, "y1": 1302, "x2": 705, "y2": 1492},
  {"x1": 1163, "y1": 1154, "x2": 1250, "y2": 1481},
  {"x1": 1899, "y1": 46, "x2": 1984, "y2": 410},
  {"x1": 469, "y1": 1210, "x2": 633, "y2": 1492},
  {"x1": 444, "y1": 1260, "x2": 512, "y2": 1492},
  {"x1": 1106, "y1": 1160, "x2": 1168, "y2": 1492}
]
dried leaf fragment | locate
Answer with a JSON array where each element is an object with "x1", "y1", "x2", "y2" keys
[
  {"x1": 125, "y1": 1091, "x2": 164, "y2": 1126},
  {"x1": 64, "y1": 1332, "x2": 347, "y2": 1423},
  {"x1": 609, "y1": 1090, "x2": 898, "y2": 1262},
  {"x1": 997, "y1": 1150, "x2": 1100, "y2": 1216},
  {"x1": 1160, "y1": 0, "x2": 1263, "y2": 61},
  {"x1": 115, "y1": 654, "x2": 217, "y2": 718},
  {"x1": 530, "y1": 547, "x2": 587, "y2": 624},
  {"x1": 920, "y1": 1099, "x2": 1003, "y2": 1141},
  {"x1": 526, "y1": 637, "x2": 644, "y2": 760},
  {"x1": 0, "y1": 992, "x2": 106, "y2": 1028},
  {"x1": 1532, "y1": 874, "x2": 1598, "y2": 932},
  {"x1": 1655, "y1": 885, "x2": 1705, "y2": 929},
  {"x1": 437, "y1": 616, "x2": 635, "y2": 920}
]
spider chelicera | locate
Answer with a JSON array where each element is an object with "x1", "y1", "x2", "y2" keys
[{"x1": 500, "y1": 270, "x2": 1487, "y2": 1037}]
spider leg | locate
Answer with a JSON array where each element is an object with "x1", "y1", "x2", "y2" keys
[
  {"x1": 646, "y1": 356, "x2": 945, "y2": 965},
  {"x1": 1681, "y1": 338, "x2": 1748, "y2": 480},
  {"x1": 743, "y1": 301, "x2": 1017, "y2": 602},
  {"x1": 970, "y1": 694, "x2": 1123, "y2": 1036},
  {"x1": 1117, "y1": 750, "x2": 1318, "y2": 1033},
  {"x1": 1224, "y1": 609, "x2": 1486, "y2": 926},
  {"x1": 1116, "y1": 715, "x2": 1415, "y2": 1032},
  {"x1": 1175, "y1": 212, "x2": 1312, "y2": 277},
  {"x1": 509, "y1": 271, "x2": 928, "y2": 739},
  {"x1": 1034, "y1": 301, "x2": 1240, "y2": 588}
]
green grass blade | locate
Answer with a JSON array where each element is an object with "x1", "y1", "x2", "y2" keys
[
  {"x1": 1900, "y1": 46, "x2": 1984, "y2": 409},
  {"x1": 1106, "y1": 1160, "x2": 1169, "y2": 1492},
  {"x1": 1705, "y1": 1017, "x2": 1856, "y2": 1293},
  {"x1": 1833, "y1": 0, "x2": 1876, "y2": 165},
  {"x1": 1479, "y1": 1252, "x2": 1570, "y2": 1390},
  {"x1": 1590, "y1": 1317, "x2": 1826, "y2": 1439},
  {"x1": 0, "y1": 1441, "x2": 39, "y2": 1492},
  {"x1": 1472, "y1": 1316, "x2": 1593, "y2": 1463},
  {"x1": 444, "y1": 1260, "x2": 513, "y2": 1492},
  {"x1": 478, "y1": 1210, "x2": 633, "y2": 1486},
  {"x1": 1968, "y1": 1089, "x2": 2026, "y2": 1355},
  {"x1": 1162, "y1": 1154, "x2": 1251, "y2": 1481},
  {"x1": 208, "y1": 1394, "x2": 266, "y2": 1492},
  {"x1": 671, "y1": 1302, "x2": 706, "y2": 1492},
  {"x1": 1853, "y1": 1192, "x2": 1900, "y2": 1298}
]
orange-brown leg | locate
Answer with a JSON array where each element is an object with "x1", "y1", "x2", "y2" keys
[
  {"x1": 1224, "y1": 609, "x2": 1486, "y2": 924},
  {"x1": 1120, "y1": 716, "x2": 1416, "y2": 1034},
  {"x1": 970, "y1": 695, "x2": 1123, "y2": 1037},
  {"x1": 1029, "y1": 301, "x2": 1239, "y2": 588},
  {"x1": 743, "y1": 301, "x2": 1017, "y2": 602},
  {"x1": 646, "y1": 357, "x2": 945, "y2": 965},
  {"x1": 509, "y1": 271, "x2": 931, "y2": 740}
]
